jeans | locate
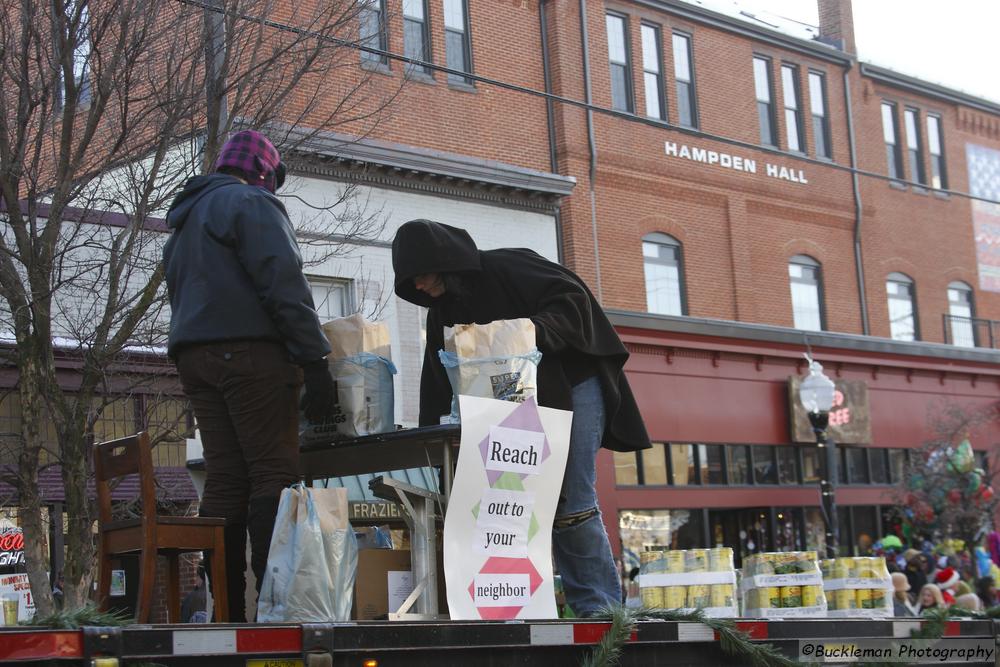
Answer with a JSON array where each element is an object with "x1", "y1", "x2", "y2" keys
[{"x1": 552, "y1": 376, "x2": 622, "y2": 616}]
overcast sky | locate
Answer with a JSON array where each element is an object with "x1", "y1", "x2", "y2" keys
[{"x1": 746, "y1": 0, "x2": 1000, "y2": 104}]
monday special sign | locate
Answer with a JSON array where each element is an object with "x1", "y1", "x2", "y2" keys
[{"x1": 443, "y1": 396, "x2": 572, "y2": 620}]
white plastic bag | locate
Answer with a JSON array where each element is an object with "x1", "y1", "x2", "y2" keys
[{"x1": 257, "y1": 485, "x2": 358, "y2": 622}]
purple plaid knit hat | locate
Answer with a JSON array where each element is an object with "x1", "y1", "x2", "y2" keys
[{"x1": 213, "y1": 130, "x2": 285, "y2": 193}]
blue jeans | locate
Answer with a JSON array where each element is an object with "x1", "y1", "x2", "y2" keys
[{"x1": 552, "y1": 376, "x2": 622, "y2": 616}]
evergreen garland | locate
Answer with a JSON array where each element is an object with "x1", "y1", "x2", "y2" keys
[
  {"x1": 581, "y1": 606, "x2": 800, "y2": 667},
  {"x1": 26, "y1": 603, "x2": 132, "y2": 629}
]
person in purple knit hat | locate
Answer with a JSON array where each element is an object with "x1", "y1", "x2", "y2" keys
[{"x1": 163, "y1": 130, "x2": 336, "y2": 620}]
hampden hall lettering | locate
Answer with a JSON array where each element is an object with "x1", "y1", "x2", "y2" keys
[{"x1": 664, "y1": 141, "x2": 808, "y2": 184}]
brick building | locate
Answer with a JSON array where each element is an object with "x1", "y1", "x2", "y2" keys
[{"x1": 312, "y1": 0, "x2": 1000, "y2": 568}]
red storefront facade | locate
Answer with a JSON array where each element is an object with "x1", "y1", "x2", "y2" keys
[{"x1": 599, "y1": 311, "x2": 1000, "y2": 568}]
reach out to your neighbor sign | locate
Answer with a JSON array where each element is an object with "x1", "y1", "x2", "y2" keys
[
  {"x1": 664, "y1": 141, "x2": 808, "y2": 184},
  {"x1": 444, "y1": 396, "x2": 571, "y2": 620}
]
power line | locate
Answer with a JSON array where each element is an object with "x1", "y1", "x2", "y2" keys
[{"x1": 176, "y1": 0, "x2": 999, "y2": 206}]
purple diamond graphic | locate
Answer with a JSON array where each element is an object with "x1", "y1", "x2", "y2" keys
[{"x1": 478, "y1": 397, "x2": 551, "y2": 485}]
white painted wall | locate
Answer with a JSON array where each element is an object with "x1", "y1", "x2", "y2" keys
[{"x1": 284, "y1": 175, "x2": 559, "y2": 426}]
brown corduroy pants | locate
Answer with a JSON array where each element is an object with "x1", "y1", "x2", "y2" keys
[{"x1": 176, "y1": 340, "x2": 302, "y2": 523}]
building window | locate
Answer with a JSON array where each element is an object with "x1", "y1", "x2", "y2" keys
[
  {"x1": 672, "y1": 32, "x2": 696, "y2": 128},
  {"x1": 869, "y1": 449, "x2": 889, "y2": 484},
  {"x1": 641, "y1": 443, "x2": 668, "y2": 485},
  {"x1": 670, "y1": 444, "x2": 696, "y2": 485},
  {"x1": 808, "y1": 71, "x2": 830, "y2": 159},
  {"x1": 800, "y1": 446, "x2": 820, "y2": 484},
  {"x1": 752, "y1": 445, "x2": 777, "y2": 485},
  {"x1": 613, "y1": 450, "x2": 639, "y2": 485},
  {"x1": 640, "y1": 23, "x2": 665, "y2": 120},
  {"x1": 886, "y1": 272, "x2": 918, "y2": 341},
  {"x1": 606, "y1": 13, "x2": 633, "y2": 112},
  {"x1": 881, "y1": 102, "x2": 904, "y2": 180},
  {"x1": 927, "y1": 114, "x2": 948, "y2": 189},
  {"x1": 788, "y1": 255, "x2": 824, "y2": 331},
  {"x1": 947, "y1": 281, "x2": 977, "y2": 347},
  {"x1": 359, "y1": 0, "x2": 388, "y2": 66},
  {"x1": 58, "y1": 0, "x2": 92, "y2": 109},
  {"x1": 845, "y1": 447, "x2": 869, "y2": 484},
  {"x1": 753, "y1": 56, "x2": 776, "y2": 147},
  {"x1": 781, "y1": 64, "x2": 804, "y2": 152},
  {"x1": 888, "y1": 449, "x2": 908, "y2": 484},
  {"x1": 308, "y1": 278, "x2": 353, "y2": 321},
  {"x1": 642, "y1": 233, "x2": 685, "y2": 316},
  {"x1": 698, "y1": 444, "x2": 725, "y2": 484},
  {"x1": 403, "y1": 0, "x2": 431, "y2": 75},
  {"x1": 443, "y1": 0, "x2": 472, "y2": 84},
  {"x1": 727, "y1": 445, "x2": 750, "y2": 485},
  {"x1": 904, "y1": 108, "x2": 927, "y2": 186},
  {"x1": 776, "y1": 446, "x2": 797, "y2": 484}
]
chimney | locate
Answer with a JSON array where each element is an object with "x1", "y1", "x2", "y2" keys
[{"x1": 817, "y1": 0, "x2": 856, "y2": 54}]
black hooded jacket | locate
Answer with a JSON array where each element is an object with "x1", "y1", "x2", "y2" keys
[
  {"x1": 162, "y1": 173, "x2": 331, "y2": 364},
  {"x1": 392, "y1": 219, "x2": 651, "y2": 453}
]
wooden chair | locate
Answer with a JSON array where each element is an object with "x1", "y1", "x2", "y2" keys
[{"x1": 94, "y1": 432, "x2": 229, "y2": 623}]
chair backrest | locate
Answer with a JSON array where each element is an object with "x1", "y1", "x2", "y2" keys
[{"x1": 93, "y1": 432, "x2": 158, "y2": 528}]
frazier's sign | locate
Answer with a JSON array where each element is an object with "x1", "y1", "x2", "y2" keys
[{"x1": 788, "y1": 377, "x2": 872, "y2": 445}]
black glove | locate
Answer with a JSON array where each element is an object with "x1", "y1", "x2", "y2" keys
[{"x1": 300, "y1": 359, "x2": 336, "y2": 424}]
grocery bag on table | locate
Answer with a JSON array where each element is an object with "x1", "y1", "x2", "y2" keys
[
  {"x1": 257, "y1": 485, "x2": 358, "y2": 622},
  {"x1": 438, "y1": 318, "x2": 542, "y2": 423},
  {"x1": 300, "y1": 313, "x2": 397, "y2": 441}
]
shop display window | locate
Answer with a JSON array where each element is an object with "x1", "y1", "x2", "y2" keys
[{"x1": 619, "y1": 509, "x2": 705, "y2": 568}]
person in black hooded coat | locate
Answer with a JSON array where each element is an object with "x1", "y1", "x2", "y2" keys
[{"x1": 392, "y1": 219, "x2": 651, "y2": 616}]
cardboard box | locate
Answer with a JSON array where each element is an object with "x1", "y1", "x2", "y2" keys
[{"x1": 352, "y1": 549, "x2": 448, "y2": 620}]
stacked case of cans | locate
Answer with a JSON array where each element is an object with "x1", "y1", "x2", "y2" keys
[
  {"x1": 820, "y1": 556, "x2": 892, "y2": 617},
  {"x1": 637, "y1": 547, "x2": 739, "y2": 617},
  {"x1": 740, "y1": 551, "x2": 827, "y2": 618}
]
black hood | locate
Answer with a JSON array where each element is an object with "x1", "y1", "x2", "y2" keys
[
  {"x1": 166, "y1": 173, "x2": 242, "y2": 230},
  {"x1": 392, "y1": 219, "x2": 482, "y2": 306}
]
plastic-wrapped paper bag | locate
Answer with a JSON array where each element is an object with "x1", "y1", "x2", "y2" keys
[
  {"x1": 257, "y1": 485, "x2": 358, "y2": 622},
  {"x1": 438, "y1": 318, "x2": 542, "y2": 423},
  {"x1": 300, "y1": 314, "x2": 396, "y2": 442}
]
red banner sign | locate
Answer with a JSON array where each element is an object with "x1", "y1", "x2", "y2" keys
[{"x1": 0, "y1": 528, "x2": 25, "y2": 567}]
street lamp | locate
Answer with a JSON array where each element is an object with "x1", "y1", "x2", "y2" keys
[{"x1": 799, "y1": 358, "x2": 839, "y2": 559}]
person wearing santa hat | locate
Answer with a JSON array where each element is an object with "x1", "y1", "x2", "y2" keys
[{"x1": 933, "y1": 566, "x2": 960, "y2": 605}]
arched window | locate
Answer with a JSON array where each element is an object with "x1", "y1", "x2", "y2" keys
[
  {"x1": 947, "y1": 281, "x2": 976, "y2": 347},
  {"x1": 642, "y1": 233, "x2": 686, "y2": 316},
  {"x1": 788, "y1": 255, "x2": 824, "y2": 331},
  {"x1": 886, "y1": 272, "x2": 918, "y2": 341}
]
